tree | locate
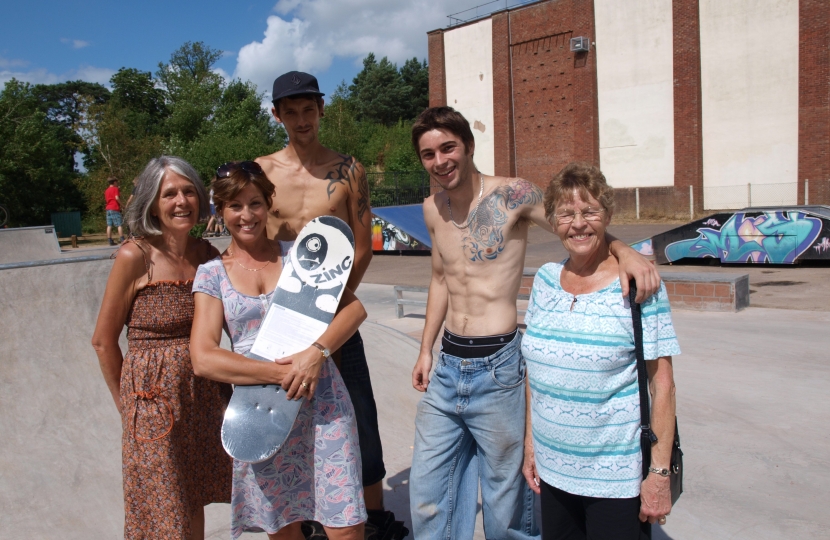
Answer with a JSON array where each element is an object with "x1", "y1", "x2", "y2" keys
[
  {"x1": 319, "y1": 84, "x2": 372, "y2": 164},
  {"x1": 30, "y1": 81, "x2": 110, "y2": 171},
  {"x1": 399, "y1": 58, "x2": 429, "y2": 120},
  {"x1": 175, "y1": 80, "x2": 286, "y2": 181},
  {"x1": 109, "y1": 68, "x2": 167, "y2": 137},
  {"x1": 157, "y1": 41, "x2": 224, "y2": 145},
  {"x1": 0, "y1": 79, "x2": 86, "y2": 226},
  {"x1": 349, "y1": 54, "x2": 412, "y2": 126}
]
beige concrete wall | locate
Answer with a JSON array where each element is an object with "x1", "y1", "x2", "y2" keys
[
  {"x1": 595, "y1": 0, "x2": 675, "y2": 189},
  {"x1": 700, "y1": 0, "x2": 799, "y2": 209},
  {"x1": 443, "y1": 19, "x2": 495, "y2": 176}
]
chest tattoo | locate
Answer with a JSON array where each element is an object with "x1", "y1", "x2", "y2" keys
[{"x1": 460, "y1": 179, "x2": 542, "y2": 262}]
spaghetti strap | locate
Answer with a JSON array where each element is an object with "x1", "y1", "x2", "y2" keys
[{"x1": 120, "y1": 238, "x2": 153, "y2": 282}]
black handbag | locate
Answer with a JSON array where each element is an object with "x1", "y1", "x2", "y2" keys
[{"x1": 629, "y1": 281, "x2": 683, "y2": 505}]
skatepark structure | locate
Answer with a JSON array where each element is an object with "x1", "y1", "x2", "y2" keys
[
  {"x1": 0, "y1": 226, "x2": 64, "y2": 264},
  {"x1": 629, "y1": 206, "x2": 830, "y2": 265},
  {"x1": 2, "y1": 234, "x2": 830, "y2": 539},
  {"x1": 371, "y1": 205, "x2": 430, "y2": 253}
]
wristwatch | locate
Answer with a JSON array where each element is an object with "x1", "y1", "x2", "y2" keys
[
  {"x1": 311, "y1": 342, "x2": 331, "y2": 358},
  {"x1": 648, "y1": 467, "x2": 671, "y2": 477}
]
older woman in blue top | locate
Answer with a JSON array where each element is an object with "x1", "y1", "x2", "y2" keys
[{"x1": 521, "y1": 162, "x2": 680, "y2": 540}]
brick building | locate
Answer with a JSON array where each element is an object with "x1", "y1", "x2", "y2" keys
[{"x1": 427, "y1": 0, "x2": 829, "y2": 214}]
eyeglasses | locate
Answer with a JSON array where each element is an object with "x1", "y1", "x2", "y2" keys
[
  {"x1": 553, "y1": 207, "x2": 605, "y2": 224},
  {"x1": 216, "y1": 161, "x2": 263, "y2": 178}
]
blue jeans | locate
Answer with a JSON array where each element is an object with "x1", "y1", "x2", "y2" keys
[{"x1": 410, "y1": 332, "x2": 539, "y2": 540}]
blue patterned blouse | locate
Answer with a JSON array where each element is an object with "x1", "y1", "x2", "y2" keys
[{"x1": 521, "y1": 262, "x2": 681, "y2": 498}]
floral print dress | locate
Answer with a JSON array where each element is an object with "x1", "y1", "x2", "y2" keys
[{"x1": 192, "y1": 247, "x2": 366, "y2": 538}]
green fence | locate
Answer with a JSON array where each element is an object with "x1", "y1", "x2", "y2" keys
[
  {"x1": 50, "y1": 211, "x2": 83, "y2": 238},
  {"x1": 367, "y1": 171, "x2": 438, "y2": 208}
]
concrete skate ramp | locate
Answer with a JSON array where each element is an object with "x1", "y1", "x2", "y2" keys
[
  {"x1": 0, "y1": 258, "x2": 421, "y2": 539},
  {"x1": 630, "y1": 205, "x2": 830, "y2": 265},
  {"x1": 0, "y1": 226, "x2": 62, "y2": 264}
]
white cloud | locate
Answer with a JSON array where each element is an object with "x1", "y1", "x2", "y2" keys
[
  {"x1": 234, "y1": 0, "x2": 470, "y2": 97},
  {"x1": 61, "y1": 38, "x2": 91, "y2": 49},
  {"x1": 0, "y1": 56, "x2": 28, "y2": 69},
  {"x1": 212, "y1": 67, "x2": 231, "y2": 82},
  {"x1": 0, "y1": 63, "x2": 115, "y2": 89}
]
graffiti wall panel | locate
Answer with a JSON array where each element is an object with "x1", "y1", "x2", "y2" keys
[
  {"x1": 655, "y1": 210, "x2": 830, "y2": 264},
  {"x1": 372, "y1": 217, "x2": 430, "y2": 252}
]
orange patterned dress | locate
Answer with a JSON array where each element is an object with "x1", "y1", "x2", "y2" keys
[{"x1": 120, "y1": 277, "x2": 232, "y2": 539}]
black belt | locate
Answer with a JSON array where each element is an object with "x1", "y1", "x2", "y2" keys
[{"x1": 441, "y1": 328, "x2": 518, "y2": 359}]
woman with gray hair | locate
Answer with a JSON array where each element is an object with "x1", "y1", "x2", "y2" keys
[{"x1": 92, "y1": 156, "x2": 232, "y2": 539}]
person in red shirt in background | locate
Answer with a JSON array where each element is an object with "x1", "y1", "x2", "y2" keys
[{"x1": 105, "y1": 177, "x2": 125, "y2": 246}]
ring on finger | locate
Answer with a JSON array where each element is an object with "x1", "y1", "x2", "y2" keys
[
  {"x1": 300, "y1": 382, "x2": 309, "y2": 389},
  {"x1": 658, "y1": 516, "x2": 667, "y2": 524}
]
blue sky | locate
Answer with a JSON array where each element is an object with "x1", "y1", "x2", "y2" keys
[{"x1": 0, "y1": 0, "x2": 480, "y2": 100}]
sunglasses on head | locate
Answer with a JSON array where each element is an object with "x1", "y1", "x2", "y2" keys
[{"x1": 216, "y1": 161, "x2": 263, "y2": 178}]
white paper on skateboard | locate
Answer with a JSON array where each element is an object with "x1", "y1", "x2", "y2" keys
[{"x1": 221, "y1": 215, "x2": 355, "y2": 464}]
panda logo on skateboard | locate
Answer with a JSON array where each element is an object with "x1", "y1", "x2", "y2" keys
[
  {"x1": 281, "y1": 221, "x2": 353, "y2": 316},
  {"x1": 297, "y1": 233, "x2": 327, "y2": 272}
]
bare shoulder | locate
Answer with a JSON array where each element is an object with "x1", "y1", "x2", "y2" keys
[
  {"x1": 321, "y1": 147, "x2": 354, "y2": 167},
  {"x1": 111, "y1": 241, "x2": 149, "y2": 281},
  {"x1": 255, "y1": 149, "x2": 289, "y2": 177},
  {"x1": 422, "y1": 192, "x2": 444, "y2": 223}
]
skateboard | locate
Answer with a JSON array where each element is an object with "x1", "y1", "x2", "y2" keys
[{"x1": 221, "y1": 216, "x2": 355, "y2": 464}]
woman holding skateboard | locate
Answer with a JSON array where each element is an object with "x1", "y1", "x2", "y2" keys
[
  {"x1": 91, "y1": 156, "x2": 232, "y2": 539},
  {"x1": 190, "y1": 161, "x2": 367, "y2": 540}
]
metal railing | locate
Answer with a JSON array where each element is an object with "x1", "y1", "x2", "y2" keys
[
  {"x1": 613, "y1": 181, "x2": 830, "y2": 221},
  {"x1": 447, "y1": 0, "x2": 540, "y2": 27},
  {"x1": 703, "y1": 182, "x2": 801, "y2": 210},
  {"x1": 368, "y1": 171, "x2": 437, "y2": 208}
]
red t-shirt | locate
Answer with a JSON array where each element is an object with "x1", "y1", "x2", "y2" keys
[{"x1": 105, "y1": 185, "x2": 120, "y2": 211}]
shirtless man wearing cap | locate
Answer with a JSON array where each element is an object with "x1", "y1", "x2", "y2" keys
[
  {"x1": 408, "y1": 107, "x2": 660, "y2": 539},
  {"x1": 255, "y1": 71, "x2": 392, "y2": 534}
]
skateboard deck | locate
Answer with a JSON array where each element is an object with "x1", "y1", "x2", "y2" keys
[{"x1": 221, "y1": 216, "x2": 355, "y2": 464}]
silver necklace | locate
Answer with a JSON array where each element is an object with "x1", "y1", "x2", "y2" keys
[{"x1": 447, "y1": 176, "x2": 484, "y2": 229}]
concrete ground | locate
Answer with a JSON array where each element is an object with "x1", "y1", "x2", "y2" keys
[{"x1": 1, "y1": 227, "x2": 829, "y2": 539}]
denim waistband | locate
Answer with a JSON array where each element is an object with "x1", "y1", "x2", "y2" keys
[{"x1": 439, "y1": 330, "x2": 522, "y2": 370}]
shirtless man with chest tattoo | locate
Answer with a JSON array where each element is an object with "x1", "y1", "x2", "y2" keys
[
  {"x1": 407, "y1": 107, "x2": 660, "y2": 539},
  {"x1": 254, "y1": 72, "x2": 390, "y2": 533}
]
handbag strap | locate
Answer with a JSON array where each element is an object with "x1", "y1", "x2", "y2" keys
[{"x1": 629, "y1": 280, "x2": 658, "y2": 478}]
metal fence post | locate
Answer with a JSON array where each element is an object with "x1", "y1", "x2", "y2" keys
[
  {"x1": 635, "y1": 188, "x2": 640, "y2": 220},
  {"x1": 394, "y1": 172, "x2": 399, "y2": 206},
  {"x1": 689, "y1": 185, "x2": 694, "y2": 220},
  {"x1": 747, "y1": 183, "x2": 752, "y2": 207},
  {"x1": 805, "y1": 179, "x2": 809, "y2": 205}
]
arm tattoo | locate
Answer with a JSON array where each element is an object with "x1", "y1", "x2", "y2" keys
[
  {"x1": 462, "y1": 179, "x2": 543, "y2": 262},
  {"x1": 322, "y1": 154, "x2": 354, "y2": 199},
  {"x1": 355, "y1": 163, "x2": 370, "y2": 223}
]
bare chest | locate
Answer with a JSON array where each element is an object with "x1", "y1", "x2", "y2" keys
[{"x1": 268, "y1": 174, "x2": 351, "y2": 240}]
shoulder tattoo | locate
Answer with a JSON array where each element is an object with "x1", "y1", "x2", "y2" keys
[
  {"x1": 322, "y1": 154, "x2": 354, "y2": 199},
  {"x1": 461, "y1": 179, "x2": 543, "y2": 262}
]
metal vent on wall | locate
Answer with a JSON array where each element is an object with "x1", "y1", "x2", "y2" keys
[{"x1": 569, "y1": 37, "x2": 590, "y2": 53}]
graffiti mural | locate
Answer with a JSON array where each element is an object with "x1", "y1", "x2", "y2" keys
[
  {"x1": 372, "y1": 217, "x2": 429, "y2": 252},
  {"x1": 630, "y1": 238, "x2": 654, "y2": 257},
  {"x1": 660, "y1": 211, "x2": 825, "y2": 264}
]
